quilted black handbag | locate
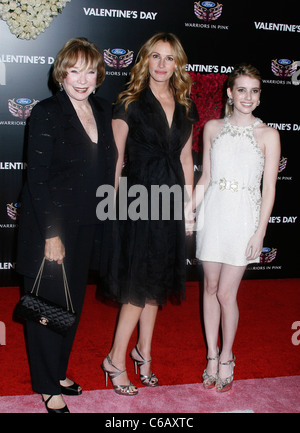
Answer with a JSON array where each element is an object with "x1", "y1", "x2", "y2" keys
[{"x1": 15, "y1": 258, "x2": 76, "y2": 336}]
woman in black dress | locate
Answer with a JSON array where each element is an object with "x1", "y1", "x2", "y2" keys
[
  {"x1": 101, "y1": 33, "x2": 198, "y2": 395},
  {"x1": 17, "y1": 38, "x2": 116, "y2": 412}
]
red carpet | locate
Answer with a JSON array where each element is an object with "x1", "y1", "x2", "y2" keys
[{"x1": 0, "y1": 279, "x2": 299, "y2": 396}]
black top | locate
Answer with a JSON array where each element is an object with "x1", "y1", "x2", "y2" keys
[
  {"x1": 16, "y1": 90, "x2": 116, "y2": 278},
  {"x1": 105, "y1": 87, "x2": 198, "y2": 307}
]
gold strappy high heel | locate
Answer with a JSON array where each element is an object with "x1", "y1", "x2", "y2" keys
[
  {"x1": 101, "y1": 355, "x2": 138, "y2": 396},
  {"x1": 215, "y1": 355, "x2": 236, "y2": 393},
  {"x1": 202, "y1": 353, "x2": 219, "y2": 389},
  {"x1": 130, "y1": 346, "x2": 158, "y2": 387}
]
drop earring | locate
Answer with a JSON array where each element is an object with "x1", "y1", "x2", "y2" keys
[
  {"x1": 59, "y1": 83, "x2": 63, "y2": 92},
  {"x1": 227, "y1": 97, "x2": 234, "y2": 106}
]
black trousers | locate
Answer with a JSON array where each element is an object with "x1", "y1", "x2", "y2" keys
[{"x1": 24, "y1": 225, "x2": 96, "y2": 395}]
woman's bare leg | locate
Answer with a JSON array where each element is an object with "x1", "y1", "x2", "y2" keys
[
  {"x1": 134, "y1": 304, "x2": 159, "y2": 383},
  {"x1": 202, "y1": 261, "x2": 222, "y2": 375},
  {"x1": 217, "y1": 264, "x2": 246, "y2": 379},
  {"x1": 104, "y1": 303, "x2": 142, "y2": 390}
]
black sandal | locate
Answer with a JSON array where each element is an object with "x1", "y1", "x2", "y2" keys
[
  {"x1": 43, "y1": 395, "x2": 70, "y2": 413},
  {"x1": 60, "y1": 381, "x2": 82, "y2": 396}
]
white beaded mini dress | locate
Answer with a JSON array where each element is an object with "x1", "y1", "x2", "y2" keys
[{"x1": 196, "y1": 116, "x2": 265, "y2": 266}]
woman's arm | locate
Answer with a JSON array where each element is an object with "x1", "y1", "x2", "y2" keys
[
  {"x1": 180, "y1": 130, "x2": 194, "y2": 198},
  {"x1": 186, "y1": 120, "x2": 218, "y2": 229},
  {"x1": 180, "y1": 131, "x2": 195, "y2": 233},
  {"x1": 112, "y1": 118, "x2": 129, "y2": 189},
  {"x1": 193, "y1": 120, "x2": 215, "y2": 207},
  {"x1": 185, "y1": 119, "x2": 223, "y2": 234},
  {"x1": 26, "y1": 103, "x2": 65, "y2": 262},
  {"x1": 245, "y1": 127, "x2": 281, "y2": 260}
]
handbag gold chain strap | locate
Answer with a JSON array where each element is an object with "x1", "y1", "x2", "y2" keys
[{"x1": 31, "y1": 257, "x2": 75, "y2": 314}]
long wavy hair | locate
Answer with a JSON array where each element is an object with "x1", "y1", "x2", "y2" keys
[
  {"x1": 225, "y1": 63, "x2": 262, "y2": 116},
  {"x1": 116, "y1": 32, "x2": 193, "y2": 116}
]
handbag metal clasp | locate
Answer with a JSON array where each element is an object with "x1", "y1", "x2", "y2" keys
[{"x1": 39, "y1": 317, "x2": 49, "y2": 326}]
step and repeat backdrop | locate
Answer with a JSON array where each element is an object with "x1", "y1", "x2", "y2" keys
[{"x1": 0, "y1": 0, "x2": 299, "y2": 285}]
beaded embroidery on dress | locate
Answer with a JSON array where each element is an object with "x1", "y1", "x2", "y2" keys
[{"x1": 196, "y1": 117, "x2": 265, "y2": 266}]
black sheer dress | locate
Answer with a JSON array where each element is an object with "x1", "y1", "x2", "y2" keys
[{"x1": 106, "y1": 87, "x2": 198, "y2": 307}]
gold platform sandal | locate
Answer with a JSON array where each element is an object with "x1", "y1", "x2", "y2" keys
[
  {"x1": 130, "y1": 345, "x2": 158, "y2": 387},
  {"x1": 202, "y1": 353, "x2": 219, "y2": 389},
  {"x1": 215, "y1": 355, "x2": 236, "y2": 393},
  {"x1": 101, "y1": 355, "x2": 138, "y2": 396}
]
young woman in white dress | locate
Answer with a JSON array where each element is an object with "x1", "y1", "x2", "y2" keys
[{"x1": 193, "y1": 64, "x2": 281, "y2": 392}]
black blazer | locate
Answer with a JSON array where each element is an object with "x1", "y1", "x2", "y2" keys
[{"x1": 16, "y1": 90, "x2": 116, "y2": 278}]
